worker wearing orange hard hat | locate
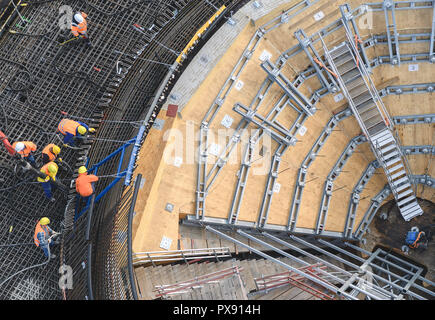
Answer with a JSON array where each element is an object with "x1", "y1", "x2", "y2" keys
[
  {"x1": 57, "y1": 118, "x2": 95, "y2": 147},
  {"x1": 71, "y1": 12, "x2": 92, "y2": 47},
  {"x1": 37, "y1": 162, "x2": 58, "y2": 202},
  {"x1": 75, "y1": 166, "x2": 99, "y2": 199},
  {"x1": 12, "y1": 140, "x2": 37, "y2": 166},
  {"x1": 34, "y1": 217, "x2": 60, "y2": 258},
  {"x1": 42, "y1": 144, "x2": 62, "y2": 164}
]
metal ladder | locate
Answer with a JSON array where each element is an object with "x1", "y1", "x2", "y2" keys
[{"x1": 319, "y1": 28, "x2": 423, "y2": 221}]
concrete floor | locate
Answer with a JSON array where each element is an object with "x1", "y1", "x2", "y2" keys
[{"x1": 364, "y1": 198, "x2": 435, "y2": 282}]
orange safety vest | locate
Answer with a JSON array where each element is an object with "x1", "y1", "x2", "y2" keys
[
  {"x1": 12, "y1": 141, "x2": 36, "y2": 157},
  {"x1": 76, "y1": 173, "x2": 99, "y2": 197},
  {"x1": 58, "y1": 119, "x2": 80, "y2": 136},
  {"x1": 42, "y1": 144, "x2": 57, "y2": 162},
  {"x1": 71, "y1": 12, "x2": 88, "y2": 36},
  {"x1": 34, "y1": 222, "x2": 49, "y2": 247}
]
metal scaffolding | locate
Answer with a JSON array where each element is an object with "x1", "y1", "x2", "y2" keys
[
  {"x1": 205, "y1": 226, "x2": 435, "y2": 300},
  {"x1": 0, "y1": 0, "x2": 239, "y2": 300}
]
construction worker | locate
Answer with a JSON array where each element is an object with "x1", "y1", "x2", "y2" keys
[
  {"x1": 57, "y1": 118, "x2": 96, "y2": 147},
  {"x1": 12, "y1": 141, "x2": 37, "y2": 166},
  {"x1": 71, "y1": 12, "x2": 92, "y2": 47},
  {"x1": 34, "y1": 217, "x2": 59, "y2": 258},
  {"x1": 37, "y1": 162, "x2": 58, "y2": 202},
  {"x1": 76, "y1": 166, "x2": 99, "y2": 199},
  {"x1": 42, "y1": 143, "x2": 62, "y2": 164}
]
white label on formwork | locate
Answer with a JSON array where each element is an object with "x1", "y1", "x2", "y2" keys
[
  {"x1": 259, "y1": 50, "x2": 272, "y2": 62},
  {"x1": 160, "y1": 236, "x2": 172, "y2": 250},
  {"x1": 298, "y1": 126, "x2": 308, "y2": 136},
  {"x1": 273, "y1": 183, "x2": 281, "y2": 193},
  {"x1": 314, "y1": 11, "x2": 325, "y2": 21},
  {"x1": 221, "y1": 114, "x2": 234, "y2": 128},
  {"x1": 173, "y1": 156, "x2": 183, "y2": 167},
  {"x1": 209, "y1": 143, "x2": 221, "y2": 157},
  {"x1": 409, "y1": 64, "x2": 419, "y2": 72},
  {"x1": 334, "y1": 93, "x2": 344, "y2": 102},
  {"x1": 235, "y1": 80, "x2": 244, "y2": 91}
]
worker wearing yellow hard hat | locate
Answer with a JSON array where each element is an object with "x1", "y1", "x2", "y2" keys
[
  {"x1": 37, "y1": 162, "x2": 59, "y2": 202},
  {"x1": 42, "y1": 144, "x2": 62, "y2": 164},
  {"x1": 34, "y1": 217, "x2": 60, "y2": 258},
  {"x1": 57, "y1": 118, "x2": 96, "y2": 147},
  {"x1": 76, "y1": 166, "x2": 99, "y2": 198}
]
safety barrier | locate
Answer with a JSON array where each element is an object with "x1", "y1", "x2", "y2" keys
[
  {"x1": 154, "y1": 265, "x2": 243, "y2": 298},
  {"x1": 133, "y1": 247, "x2": 232, "y2": 266}
]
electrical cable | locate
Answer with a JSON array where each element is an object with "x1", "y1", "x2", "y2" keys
[
  {"x1": 0, "y1": 253, "x2": 51, "y2": 288},
  {"x1": 51, "y1": 40, "x2": 104, "y2": 93},
  {"x1": 0, "y1": 57, "x2": 34, "y2": 92}
]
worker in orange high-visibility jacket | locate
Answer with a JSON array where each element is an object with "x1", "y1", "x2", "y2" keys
[
  {"x1": 57, "y1": 118, "x2": 96, "y2": 147},
  {"x1": 34, "y1": 217, "x2": 59, "y2": 258},
  {"x1": 37, "y1": 162, "x2": 58, "y2": 202},
  {"x1": 76, "y1": 166, "x2": 99, "y2": 199},
  {"x1": 42, "y1": 144, "x2": 62, "y2": 164},
  {"x1": 12, "y1": 141, "x2": 37, "y2": 166},
  {"x1": 71, "y1": 12, "x2": 92, "y2": 47}
]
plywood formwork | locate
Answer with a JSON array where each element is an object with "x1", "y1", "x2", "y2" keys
[{"x1": 133, "y1": 0, "x2": 435, "y2": 253}]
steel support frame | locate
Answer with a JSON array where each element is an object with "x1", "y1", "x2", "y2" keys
[
  {"x1": 228, "y1": 139, "x2": 255, "y2": 225},
  {"x1": 195, "y1": 29, "x2": 264, "y2": 219},
  {"x1": 229, "y1": 94, "x2": 292, "y2": 224},
  {"x1": 340, "y1": 3, "x2": 372, "y2": 72},
  {"x1": 259, "y1": 0, "x2": 321, "y2": 35},
  {"x1": 344, "y1": 160, "x2": 380, "y2": 238},
  {"x1": 383, "y1": 0, "x2": 401, "y2": 65},
  {"x1": 195, "y1": 0, "x2": 435, "y2": 235},
  {"x1": 260, "y1": 59, "x2": 315, "y2": 116},
  {"x1": 393, "y1": 114, "x2": 435, "y2": 125},
  {"x1": 316, "y1": 135, "x2": 367, "y2": 235},
  {"x1": 195, "y1": 0, "x2": 319, "y2": 221},
  {"x1": 366, "y1": 0, "x2": 435, "y2": 12},
  {"x1": 430, "y1": 1, "x2": 435, "y2": 62},
  {"x1": 287, "y1": 109, "x2": 352, "y2": 231},
  {"x1": 294, "y1": 28, "x2": 338, "y2": 93},
  {"x1": 412, "y1": 174, "x2": 435, "y2": 187},
  {"x1": 258, "y1": 113, "x2": 308, "y2": 229},
  {"x1": 233, "y1": 103, "x2": 298, "y2": 146},
  {"x1": 401, "y1": 145, "x2": 435, "y2": 155},
  {"x1": 200, "y1": 58, "x2": 288, "y2": 217}
]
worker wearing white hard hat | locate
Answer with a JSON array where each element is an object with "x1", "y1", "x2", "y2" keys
[
  {"x1": 71, "y1": 11, "x2": 92, "y2": 47},
  {"x1": 12, "y1": 140, "x2": 37, "y2": 166}
]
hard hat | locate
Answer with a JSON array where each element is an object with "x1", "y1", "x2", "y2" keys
[
  {"x1": 52, "y1": 145, "x2": 61, "y2": 155},
  {"x1": 74, "y1": 13, "x2": 84, "y2": 24},
  {"x1": 15, "y1": 142, "x2": 25, "y2": 152},
  {"x1": 40, "y1": 217, "x2": 50, "y2": 225},
  {"x1": 47, "y1": 163, "x2": 58, "y2": 174},
  {"x1": 78, "y1": 166, "x2": 87, "y2": 174},
  {"x1": 77, "y1": 126, "x2": 87, "y2": 135}
]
